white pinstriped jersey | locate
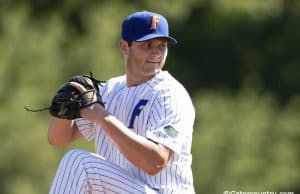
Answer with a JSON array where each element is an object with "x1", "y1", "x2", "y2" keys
[{"x1": 75, "y1": 71, "x2": 195, "y2": 193}]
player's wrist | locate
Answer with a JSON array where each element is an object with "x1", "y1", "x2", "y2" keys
[{"x1": 80, "y1": 103, "x2": 108, "y2": 122}]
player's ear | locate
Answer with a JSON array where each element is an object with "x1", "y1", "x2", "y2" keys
[{"x1": 119, "y1": 39, "x2": 129, "y2": 56}]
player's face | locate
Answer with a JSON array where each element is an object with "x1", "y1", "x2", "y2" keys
[{"x1": 120, "y1": 38, "x2": 168, "y2": 85}]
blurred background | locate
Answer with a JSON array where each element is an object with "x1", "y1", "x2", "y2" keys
[{"x1": 0, "y1": 0, "x2": 299, "y2": 193}]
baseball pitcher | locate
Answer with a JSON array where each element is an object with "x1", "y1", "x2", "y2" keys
[{"x1": 47, "y1": 11, "x2": 195, "y2": 194}]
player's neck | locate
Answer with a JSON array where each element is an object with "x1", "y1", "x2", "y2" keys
[{"x1": 126, "y1": 74, "x2": 156, "y2": 87}]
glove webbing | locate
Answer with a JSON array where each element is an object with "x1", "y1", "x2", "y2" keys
[{"x1": 25, "y1": 72, "x2": 105, "y2": 113}]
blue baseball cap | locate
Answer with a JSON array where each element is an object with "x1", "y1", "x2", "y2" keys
[{"x1": 121, "y1": 11, "x2": 177, "y2": 44}]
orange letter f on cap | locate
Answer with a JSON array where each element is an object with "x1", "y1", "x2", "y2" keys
[{"x1": 151, "y1": 16, "x2": 160, "y2": 30}]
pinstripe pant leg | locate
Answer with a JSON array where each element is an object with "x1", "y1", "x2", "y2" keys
[
  {"x1": 49, "y1": 149, "x2": 94, "y2": 194},
  {"x1": 49, "y1": 149, "x2": 157, "y2": 194}
]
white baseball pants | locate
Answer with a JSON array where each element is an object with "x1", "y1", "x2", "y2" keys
[{"x1": 49, "y1": 149, "x2": 157, "y2": 194}]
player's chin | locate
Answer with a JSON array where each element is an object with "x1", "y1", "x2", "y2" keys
[
  {"x1": 142, "y1": 68, "x2": 161, "y2": 77},
  {"x1": 144, "y1": 63, "x2": 162, "y2": 75}
]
